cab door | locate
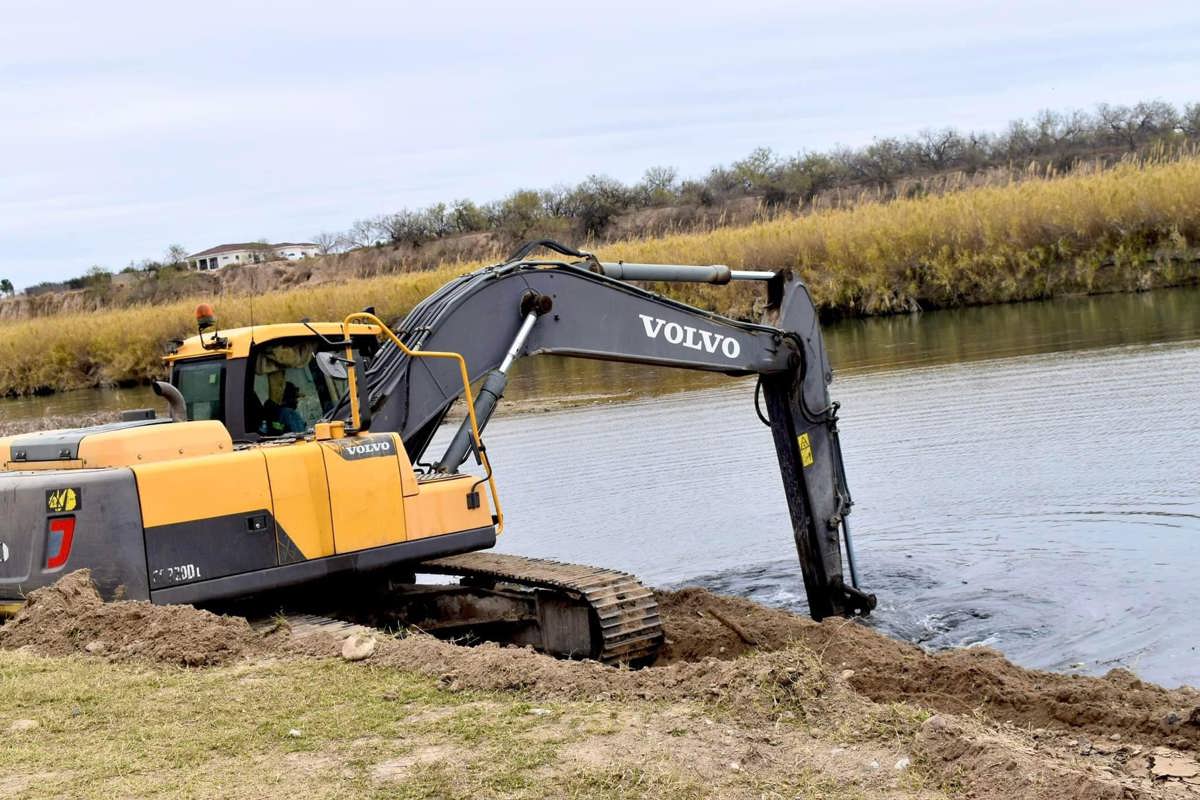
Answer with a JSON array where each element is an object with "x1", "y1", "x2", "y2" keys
[{"x1": 319, "y1": 433, "x2": 408, "y2": 553}]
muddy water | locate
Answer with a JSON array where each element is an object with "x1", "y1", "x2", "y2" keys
[
  {"x1": 482, "y1": 287, "x2": 1200, "y2": 687},
  {"x1": 3, "y1": 287, "x2": 1198, "y2": 685}
]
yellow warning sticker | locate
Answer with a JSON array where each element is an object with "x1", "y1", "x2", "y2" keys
[
  {"x1": 797, "y1": 433, "x2": 814, "y2": 468},
  {"x1": 47, "y1": 487, "x2": 80, "y2": 513}
]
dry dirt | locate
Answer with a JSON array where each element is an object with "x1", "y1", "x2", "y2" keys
[
  {"x1": 655, "y1": 588, "x2": 1200, "y2": 750},
  {"x1": 4, "y1": 571, "x2": 1200, "y2": 798},
  {"x1": 0, "y1": 570, "x2": 255, "y2": 666}
]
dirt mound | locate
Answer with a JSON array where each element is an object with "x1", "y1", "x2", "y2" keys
[
  {"x1": 291, "y1": 627, "x2": 838, "y2": 717},
  {"x1": 915, "y1": 714, "x2": 1166, "y2": 800},
  {"x1": 655, "y1": 587, "x2": 815, "y2": 662},
  {"x1": 656, "y1": 587, "x2": 1200, "y2": 751},
  {"x1": 0, "y1": 570, "x2": 257, "y2": 667}
]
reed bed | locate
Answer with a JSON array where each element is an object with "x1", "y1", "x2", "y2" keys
[{"x1": 2, "y1": 155, "x2": 1198, "y2": 397}]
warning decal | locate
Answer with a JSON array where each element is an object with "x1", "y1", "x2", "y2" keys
[
  {"x1": 47, "y1": 487, "x2": 81, "y2": 513},
  {"x1": 797, "y1": 433, "x2": 814, "y2": 468}
]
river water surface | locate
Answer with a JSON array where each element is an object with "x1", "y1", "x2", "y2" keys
[
  {"x1": 490, "y1": 287, "x2": 1200, "y2": 687},
  {"x1": 3, "y1": 288, "x2": 1198, "y2": 685}
]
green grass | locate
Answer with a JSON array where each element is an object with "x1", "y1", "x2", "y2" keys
[
  {"x1": 0, "y1": 652, "x2": 624, "y2": 799},
  {"x1": 0, "y1": 651, "x2": 944, "y2": 800}
]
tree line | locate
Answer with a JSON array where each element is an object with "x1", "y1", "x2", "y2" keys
[
  {"x1": 306, "y1": 100, "x2": 1199, "y2": 255},
  {"x1": 7, "y1": 99, "x2": 1196, "y2": 297}
]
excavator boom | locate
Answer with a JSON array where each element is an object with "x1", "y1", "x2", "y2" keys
[{"x1": 340, "y1": 241, "x2": 874, "y2": 619}]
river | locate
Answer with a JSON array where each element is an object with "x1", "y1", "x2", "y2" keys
[
  {"x1": 3, "y1": 287, "x2": 1198, "y2": 685},
  {"x1": 489, "y1": 287, "x2": 1200, "y2": 687}
]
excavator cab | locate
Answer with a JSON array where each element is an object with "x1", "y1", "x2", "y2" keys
[{"x1": 163, "y1": 316, "x2": 382, "y2": 442}]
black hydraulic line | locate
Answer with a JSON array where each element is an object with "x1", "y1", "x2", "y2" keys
[
  {"x1": 754, "y1": 375, "x2": 771, "y2": 427},
  {"x1": 506, "y1": 239, "x2": 591, "y2": 261}
]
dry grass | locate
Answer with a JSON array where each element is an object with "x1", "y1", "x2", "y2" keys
[
  {"x1": 0, "y1": 267, "x2": 468, "y2": 395},
  {"x1": 0, "y1": 650, "x2": 935, "y2": 800},
  {"x1": 602, "y1": 153, "x2": 1200, "y2": 315},
  {"x1": 2, "y1": 154, "x2": 1198, "y2": 395}
]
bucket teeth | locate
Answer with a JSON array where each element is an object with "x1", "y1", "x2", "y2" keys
[{"x1": 420, "y1": 552, "x2": 664, "y2": 665}]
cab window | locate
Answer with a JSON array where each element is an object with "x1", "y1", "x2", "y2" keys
[
  {"x1": 174, "y1": 360, "x2": 225, "y2": 422},
  {"x1": 249, "y1": 340, "x2": 350, "y2": 436}
]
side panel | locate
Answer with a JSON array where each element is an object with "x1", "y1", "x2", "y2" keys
[
  {"x1": 77, "y1": 420, "x2": 232, "y2": 468},
  {"x1": 405, "y1": 476, "x2": 495, "y2": 541},
  {"x1": 263, "y1": 444, "x2": 335, "y2": 563},
  {"x1": 151, "y1": 526, "x2": 496, "y2": 606},
  {"x1": 319, "y1": 434, "x2": 408, "y2": 553},
  {"x1": 133, "y1": 450, "x2": 277, "y2": 589},
  {"x1": 0, "y1": 469, "x2": 149, "y2": 601}
]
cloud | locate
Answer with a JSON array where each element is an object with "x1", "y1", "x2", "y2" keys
[{"x1": 0, "y1": 0, "x2": 1197, "y2": 286}]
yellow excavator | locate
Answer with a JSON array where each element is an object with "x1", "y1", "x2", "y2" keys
[{"x1": 0, "y1": 241, "x2": 873, "y2": 663}]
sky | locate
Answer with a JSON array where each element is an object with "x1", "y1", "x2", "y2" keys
[{"x1": 1, "y1": 0, "x2": 1198, "y2": 288}]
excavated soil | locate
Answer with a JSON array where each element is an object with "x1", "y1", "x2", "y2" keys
[
  {"x1": 655, "y1": 587, "x2": 1200, "y2": 751},
  {"x1": 5, "y1": 573, "x2": 1199, "y2": 749},
  {"x1": 6, "y1": 571, "x2": 1200, "y2": 797},
  {"x1": 0, "y1": 570, "x2": 256, "y2": 667}
]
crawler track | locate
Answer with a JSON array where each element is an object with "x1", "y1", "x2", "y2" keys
[{"x1": 418, "y1": 552, "x2": 664, "y2": 665}]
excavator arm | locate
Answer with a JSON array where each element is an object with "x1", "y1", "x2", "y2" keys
[{"x1": 336, "y1": 241, "x2": 875, "y2": 620}]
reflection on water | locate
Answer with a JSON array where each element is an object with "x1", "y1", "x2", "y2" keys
[
  {"x1": 0, "y1": 385, "x2": 157, "y2": 422},
  {"x1": 2, "y1": 287, "x2": 1198, "y2": 686}
]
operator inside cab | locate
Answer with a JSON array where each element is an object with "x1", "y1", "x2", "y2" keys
[{"x1": 249, "y1": 341, "x2": 349, "y2": 436}]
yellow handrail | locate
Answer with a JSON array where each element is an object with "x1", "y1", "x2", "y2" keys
[{"x1": 340, "y1": 312, "x2": 504, "y2": 533}]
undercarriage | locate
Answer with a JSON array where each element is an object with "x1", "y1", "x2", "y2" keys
[{"x1": 228, "y1": 552, "x2": 665, "y2": 665}]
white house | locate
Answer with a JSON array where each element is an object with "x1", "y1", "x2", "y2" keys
[{"x1": 186, "y1": 242, "x2": 320, "y2": 271}]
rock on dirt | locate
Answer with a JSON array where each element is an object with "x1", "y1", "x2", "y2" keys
[
  {"x1": 1150, "y1": 750, "x2": 1200, "y2": 779},
  {"x1": 341, "y1": 634, "x2": 377, "y2": 662}
]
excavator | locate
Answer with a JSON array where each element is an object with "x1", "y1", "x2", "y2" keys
[{"x1": 0, "y1": 241, "x2": 874, "y2": 664}]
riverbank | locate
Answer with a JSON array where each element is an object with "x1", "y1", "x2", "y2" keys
[
  {"x1": 2, "y1": 572, "x2": 1198, "y2": 799},
  {"x1": 2, "y1": 154, "x2": 1199, "y2": 397}
]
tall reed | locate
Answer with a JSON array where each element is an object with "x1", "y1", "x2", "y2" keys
[{"x1": 2, "y1": 155, "x2": 1197, "y2": 397}]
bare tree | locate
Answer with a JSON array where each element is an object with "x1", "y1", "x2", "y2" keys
[
  {"x1": 313, "y1": 231, "x2": 344, "y2": 255},
  {"x1": 164, "y1": 244, "x2": 189, "y2": 267},
  {"x1": 637, "y1": 166, "x2": 679, "y2": 206},
  {"x1": 1181, "y1": 103, "x2": 1200, "y2": 138},
  {"x1": 1094, "y1": 103, "x2": 1176, "y2": 150},
  {"x1": 344, "y1": 218, "x2": 380, "y2": 249},
  {"x1": 914, "y1": 128, "x2": 962, "y2": 171}
]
